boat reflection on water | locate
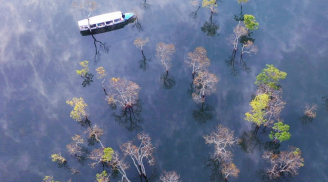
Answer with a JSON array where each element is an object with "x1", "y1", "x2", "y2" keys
[{"x1": 80, "y1": 17, "x2": 136, "y2": 36}]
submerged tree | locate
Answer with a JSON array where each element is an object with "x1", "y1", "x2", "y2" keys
[
  {"x1": 159, "y1": 170, "x2": 181, "y2": 182},
  {"x1": 255, "y1": 64, "x2": 287, "y2": 90},
  {"x1": 85, "y1": 124, "x2": 104, "y2": 147},
  {"x1": 237, "y1": 0, "x2": 249, "y2": 6},
  {"x1": 228, "y1": 23, "x2": 248, "y2": 53},
  {"x1": 269, "y1": 121, "x2": 291, "y2": 143},
  {"x1": 107, "y1": 77, "x2": 141, "y2": 108},
  {"x1": 222, "y1": 162, "x2": 240, "y2": 180},
  {"x1": 185, "y1": 47, "x2": 210, "y2": 77},
  {"x1": 304, "y1": 104, "x2": 317, "y2": 118},
  {"x1": 111, "y1": 152, "x2": 131, "y2": 182},
  {"x1": 72, "y1": 1, "x2": 97, "y2": 18},
  {"x1": 51, "y1": 153, "x2": 67, "y2": 167},
  {"x1": 134, "y1": 37, "x2": 151, "y2": 71},
  {"x1": 204, "y1": 125, "x2": 238, "y2": 163},
  {"x1": 66, "y1": 97, "x2": 89, "y2": 122},
  {"x1": 42, "y1": 176, "x2": 61, "y2": 182},
  {"x1": 67, "y1": 134, "x2": 85, "y2": 157},
  {"x1": 192, "y1": 71, "x2": 219, "y2": 103},
  {"x1": 121, "y1": 133, "x2": 155, "y2": 179},
  {"x1": 156, "y1": 43, "x2": 176, "y2": 73},
  {"x1": 95, "y1": 171, "x2": 110, "y2": 182},
  {"x1": 202, "y1": 0, "x2": 218, "y2": 14},
  {"x1": 96, "y1": 67, "x2": 106, "y2": 79},
  {"x1": 189, "y1": 0, "x2": 201, "y2": 19},
  {"x1": 262, "y1": 147, "x2": 304, "y2": 179},
  {"x1": 244, "y1": 14, "x2": 259, "y2": 30},
  {"x1": 245, "y1": 93, "x2": 270, "y2": 127},
  {"x1": 241, "y1": 40, "x2": 258, "y2": 58},
  {"x1": 76, "y1": 61, "x2": 94, "y2": 87}
]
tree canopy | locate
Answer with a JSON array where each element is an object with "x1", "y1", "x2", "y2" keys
[
  {"x1": 244, "y1": 14, "x2": 259, "y2": 30},
  {"x1": 269, "y1": 121, "x2": 291, "y2": 142},
  {"x1": 255, "y1": 64, "x2": 287, "y2": 90},
  {"x1": 245, "y1": 93, "x2": 270, "y2": 126},
  {"x1": 66, "y1": 97, "x2": 88, "y2": 122}
]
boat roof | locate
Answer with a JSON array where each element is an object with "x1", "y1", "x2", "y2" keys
[{"x1": 78, "y1": 11, "x2": 122, "y2": 26}]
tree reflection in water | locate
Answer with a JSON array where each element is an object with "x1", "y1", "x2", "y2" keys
[
  {"x1": 201, "y1": 12, "x2": 219, "y2": 37},
  {"x1": 139, "y1": 50, "x2": 151, "y2": 71},
  {"x1": 160, "y1": 72, "x2": 176, "y2": 89},
  {"x1": 81, "y1": 72, "x2": 94, "y2": 87},
  {"x1": 192, "y1": 102, "x2": 214, "y2": 124},
  {"x1": 91, "y1": 34, "x2": 110, "y2": 64},
  {"x1": 203, "y1": 156, "x2": 225, "y2": 182},
  {"x1": 111, "y1": 100, "x2": 143, "y2": 132},
  {"x1": 238, "y1": 129, "x2": 280, "y2": 154}
]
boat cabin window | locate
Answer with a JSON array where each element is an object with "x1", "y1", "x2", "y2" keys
[
  {"x1": 106, "y1": 21, "x2": 113, "y2": 25},
  {"x1": 97, "y1": 22, "x2": 105, "y2": 26},
  {"x1": 114, "y1": 19, "x2": 120, "y2": 22},
  {"x1": 90, "y1": 24, "x2": 97, "y2": 28}
]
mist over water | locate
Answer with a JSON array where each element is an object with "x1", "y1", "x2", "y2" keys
[{"x1": 0, "y1": 0, "x2": 328, "y2": 181}]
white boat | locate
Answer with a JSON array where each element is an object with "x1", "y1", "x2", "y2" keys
[{"x1": 78, "y1": 11, "x2": 135, "y2": 34}]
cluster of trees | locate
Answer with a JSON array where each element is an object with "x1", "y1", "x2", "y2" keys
[
  {"x1": 51, "y1": 96, "x2": 181, "y2": 182},
  {"x1": 244, "y1": 64, "x2": 304, "y2": 179},
  {"x1": 185, "y1": 47, "x2": 219, "y2": 103}
]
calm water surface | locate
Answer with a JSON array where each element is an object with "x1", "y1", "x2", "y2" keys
[{"x1": 0, "y1": 0, "x2": 328, "y2": 181}]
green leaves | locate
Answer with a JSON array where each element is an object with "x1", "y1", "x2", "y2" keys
[
  {"x1": 269, "y1": 122, "x2": 291, "y2": 142},
  {"x1": 96, "y1": 171, "x2": 109, "y2": 182},
  {"x1": 245, "y1": 94, "x2": 270, "y2": 126},
  {"x1": 244, "y1": 14, "x2": 259, "y2": 30},
  {"x1": 255, "y1": 64, "x2": 287, "y2": 89},
  {"x1": 103, "y1": 147, "x2": 114, "y2": 162},
  {"x1": 76, "y1": 60, "x2": 90, "y2": 76}
]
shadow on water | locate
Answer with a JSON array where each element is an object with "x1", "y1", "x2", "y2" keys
[
  {"x1": 192, "y1": 102, "x2": 214, "y2": 124},
  {"x1": 111, "y1": 100, "x2": 143, "y2": 132},
  {"x1": 140, "y1": 0, "x2": 150, "y2": 10},
  {"x1": 234, "y1": 5, "x2": 244, "y2": 22},
  {"x1": 190, "y1": 5, "x2": 201, "y2": 19},
  {"x1": 238, "y1": 127, "x2": 280, "y2": 154},
  {"x1": 91, "y1": 34, "x2": 110, "y2": 64},
  {"x1": 203, "y1": 156, "x2": 225, "y2": 182},
  {"x1": 81, "y1": 72, "x2": 94, "y2": 87},
  {"x1": 160, "y1": 72, "x2": 176, "y2": 89},
  {"x1": 201, "y1": 12, "x2": 220, "y2": 37},
  {"x1": 139, "y1": 50, "x2": 151, "y2": 71}
]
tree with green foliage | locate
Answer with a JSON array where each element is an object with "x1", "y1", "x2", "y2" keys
[
  {"x1": 96, "y1": 171, "x2": 110, "y2": 182},
  {"x1": 255, "y1": 64, "x2": 287, "y2": 90},
  {"x1": 51, "y1": 153, "x2": 66, "y2": 165},
  {"x1": 237, "y1": 0, "x2": 249, "y2": 5},
  {"x1": 66, "y1": 97, "x2": 89, "y2": 122},
  {"x1": 245, "y1": 93, "x2": 270, "y2": 127},
  {"x1": 244, "y1": 14, "x2": 259, "y2": 30},
  {"x1": 202, "y1": 0, "x2": 218, "y2": 13},
  {"x1": 76, "y1": 61, "x2": 90, "y2": 76},
  {"x1": 269, "y1": 121, "x2": 291, "y2": 143},
  {"x1": 103, "y1": 147, "x2": 114, "y2": 162},
  {"x1": 42, "y1": 176, "x2": 61, "y2": 182}
]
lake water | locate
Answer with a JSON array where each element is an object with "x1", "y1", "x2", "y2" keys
[{"x1": 0, "y1": 0, "x2": 328, "y2": 181}]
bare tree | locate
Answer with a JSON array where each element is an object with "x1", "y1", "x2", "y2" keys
[
  {"x1": 304, "y1": 104, "x2": 317, "y2": 118},
  {"x1": 134, "y1": 37, "x2": 149, "y2": 51},
  {"x1": 192, "y1": 71, "x2": 219, "y2": 103},
  {"x1": 111, "y1": 152, "x2": 131, "y2": 182},
  {"x1": 262, "y1": 147, "x2": 304, "y2": 179},
  {"x1": 107, "y1": 77, "x2": 141, "y2": 109},
  {"x1": 89, "y1": 148, "x2": 104, "y2": 168},
  {"x1": 228, "y1": 22, "x2": 248, "y2": 53},
  {"x1": 185, "y1": 47, "x2": 210, "y2": 77},
  {"x1": 222, "y1": 162, "x2": 240, "y2": 180},
  {"x1": 67, "y1": 134, "x2": 84, "y2": 157},
  {"x1": 156, "y1": 43, "x2": 176, "y2": 73},
  {"x1": 159, "y1": 170, "x2": 181, "y2": 182},
  {"x1": 121, "y1": 133, "x2": 155, "y2": 179},
  {"x1": 241, "y1": 40, "x2": 258, "y2": 57},
  {"x1": 204, "y1": 125, "x2": 238, "y2": 163},
  {"x1": 72, "y1": 1, "x2": 97, "y2": 18},
  {"x1": 85, "y1": 124, "x2": 105, "y2": 148}
]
